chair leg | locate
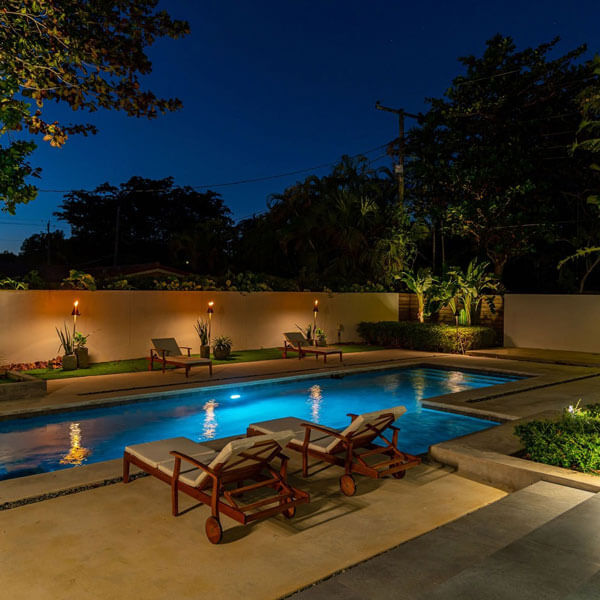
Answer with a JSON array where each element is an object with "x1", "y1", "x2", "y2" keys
[
  {"x1": 185, "y1": 366, "x2": 189, "y2": 378},
  {"x1": 122, "y1": 453, "x2": 130, "y2": 483}
]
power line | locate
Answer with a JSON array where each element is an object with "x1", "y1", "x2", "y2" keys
[{"x1": 31, "y1": 142, "x2": 394, "y2": 195}]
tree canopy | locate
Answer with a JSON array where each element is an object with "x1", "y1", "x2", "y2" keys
[{"x1": 0, "y1": 0, "x2": 188, "y2": 213}]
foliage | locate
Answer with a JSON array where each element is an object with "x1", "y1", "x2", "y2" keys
[
  {"x1": 212, "y1": 336, "x2": 232, "y2": 352},
  {"x1": 426, "y1": 274, "x2": 460, "y2": 319},
  {"x1": 515, "y1": 403, "x2": 600, "y2": 474},
  {"x1": 56, "y1": 323, "x2": 74, "y2": 355},
  {"x1": 314, "y1": 327, "x2": 327, "y2": 344},
  {"x1": 73, "y1": 332, "x2": 88, "y2": 349},
  {"x1": 397, "y1": 268, "x2": 436, "y2": 323},
  {"x1": 61, "y1": 269, "x2": 96, "y2": 291},
  {"x1": 357, "y1": 321, "x2": 497, "y2": 353},
  {"x1": 404, "y1": 36, "x2": 597, "y2": 278},
  {"x1": 0, "y1": 1, "x2": 188, "y2": 212},
  {"x1": 0, "y1": 276, "x2": 27, "y2": 289},
  {"x1": 55, "y1": 177, "x2": 234, "y2": 272},
  {"x1": 448, "y1": 259, "x2": 500, "y2": 325},
  {"x1": 235, "y1": 156, "x2": 416, "y2": 288},
  {"x1": 194, "y1": 319, "x2": 209, "y2": 346},
  {"x1": 105, "y1": 279, "x2": 135, "y2": 290}
]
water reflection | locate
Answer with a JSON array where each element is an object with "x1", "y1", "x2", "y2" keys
[
  {"x1": 60, "y1": 423, "x2": 91, "y2": 465},
  {"x1": 413, "y1": 373, "x2": 426, "y2": 405},
  {"x1": 202, "y1": 399, "x2": 219, "y2": 439},
  {"x1": 308, "y1": 385, "x2": 323, "y2": 422},
  {"x1": 447, "y1": 370, "x2": 466, "y2": 394}
]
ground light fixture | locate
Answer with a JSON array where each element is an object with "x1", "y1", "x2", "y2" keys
[
  {"x1": 313, "y1": 299, "x2": 319, "y2": 346},
  {"x1": 71, "y1": 300, "x2": 80, "y2": 336}
]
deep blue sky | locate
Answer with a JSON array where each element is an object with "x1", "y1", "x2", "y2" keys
[{"x1": 2, "y1": 0, "x2": 599, "y2": 253}]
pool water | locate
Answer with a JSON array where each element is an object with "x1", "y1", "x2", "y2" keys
[{"x1": 0, "y1": 366, "x2": 522, "y2": 480}]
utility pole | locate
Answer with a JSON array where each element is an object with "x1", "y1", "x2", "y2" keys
[
  {"x1": 113, "y1": 201, "x2": 121, "y2": 266},
  {"x1": 46, "y1": 220, "x2": 51, "y2": 265},
  {"x1": 375, "y1": 101, "x2": 420, "y2": 206}
]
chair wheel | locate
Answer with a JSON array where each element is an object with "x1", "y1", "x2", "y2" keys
[
  {"x1": 205, "y1": 516, "x2": 223, "y2": 544},
  {"x1": 393, "y1": 470, "x2": 407, "y2": 479},
  {"x1": 339, "y1": 474, "x2": 356, "y2": 496},
  {"x1": 283, "y1": 504, "x2": 296, "y2": 519}
]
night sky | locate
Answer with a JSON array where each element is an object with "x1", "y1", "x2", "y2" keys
[{"x1": 2, "y1": 0, "x2": 599, "y2": 253}]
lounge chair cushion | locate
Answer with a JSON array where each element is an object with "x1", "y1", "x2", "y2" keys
[
  {"x1": 185, "y1": 431, "x2": 295, "y2": 488},
  {"x1": 125, "y1": 437, "x2": 216, "y2": 469},
  {"x1": 249, "y1": 416, "x2": 339, "y2": 448},
  {"x1": 152, "y1": 337, "x2": 184, "y2": 356},
  {"x1": 284, "y1": 332, "x2": 308, "y2": 346}
]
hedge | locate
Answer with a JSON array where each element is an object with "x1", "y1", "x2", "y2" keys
[
  {"x1": 356, "y1": 321, "x2": 497, "y2": 353},
  {"x1": 515, "y1": 404, "x2": 600, "y2": 474}
]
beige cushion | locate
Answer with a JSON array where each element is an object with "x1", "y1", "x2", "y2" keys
[
  {"x1": 301, "y1": 346, "x2": 341, "y2": 354},
  {"x1": 330, "y1": 406, "x2": 407, "y2": 453},
  {"x1": 152, "y1": 337, "x2": 182, "y2": 356},
  {"x1": 185, "y1": 431, "x2": 295, "y2": 488},
  {"x1": 249, "y1": 416, "x2": 337, "y2": 448},
  {"x1": 163, "y1": 356, "x2": 211, "y2": 365},
  {"x1": 125, "y1": 437, "x2": 215, "y2": 469}
]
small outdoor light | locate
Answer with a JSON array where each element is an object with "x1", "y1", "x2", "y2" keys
[
  {"x1": 312, "y1": 299, "x2": 319, "y2": 346},
  {"x1": 207, "y1": 301, "x2": 215, "y2": 346},
  {"x1": 71, "y1": 300, "x2": 80, "y2": 335}
]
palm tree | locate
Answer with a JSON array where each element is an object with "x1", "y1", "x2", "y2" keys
[
  {"x1": 397, "y1": 268, "x2": 436, "y2": 323},
  {"x1": 449, "y1": 259, "x2": 500, "y2": 325}
]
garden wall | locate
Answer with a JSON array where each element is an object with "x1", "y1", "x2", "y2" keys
[
  {"x1": 0, "y1": 290, "x2": 399, "y2": 363},
  {"x1": 504, "y1": 294, "x2": 600, "y2": 353}
]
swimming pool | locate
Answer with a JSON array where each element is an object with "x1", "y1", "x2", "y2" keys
[{"x1": 0, "y1": 366, "x2": 523, "y2": 480}]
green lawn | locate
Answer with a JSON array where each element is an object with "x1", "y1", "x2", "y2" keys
[{"x1": 24, "y1": 344, "x2": 383, "y2": 380}]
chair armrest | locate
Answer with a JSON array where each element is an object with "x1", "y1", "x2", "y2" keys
[
  {"x1": 169, "y1": 450, "x2": 216, "y2": 479},
  {"x1": 347, "y1": 413, "x2": 359, "y2": 421},
  {"x1": 301, "y1": 422, "x2": 346, "y2": 440},
  {"x1": 180, "y1": 346, "x2": 192, "y2": 357}
]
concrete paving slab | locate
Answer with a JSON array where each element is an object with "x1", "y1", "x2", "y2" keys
[
  {"x1": 0, "y1": 460, "x2": 506, "y2": 600},
  {"x1": 292, "y1": 482, "x2": 598, "y2": 600}
]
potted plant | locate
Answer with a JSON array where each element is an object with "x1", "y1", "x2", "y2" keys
[
  {"x1": 56, "y1": 324, "x2": 77, "y2": 371},
  {"x1": 212, "y1": 335, "x2": 232, "y2": 360},
  {"x1": 194, "y1": 319, "x2": 210, "y2": 358},
  {"x1": 74, "y1": 332, "x2": 90, "y2": 368},
  {"x1": 315, "y1": 328, "x2": 327, "y2": 346}
]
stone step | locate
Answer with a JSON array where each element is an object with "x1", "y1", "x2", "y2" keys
[{"x1": 289, "y1": 481, "x2": 594, "y2": 600}]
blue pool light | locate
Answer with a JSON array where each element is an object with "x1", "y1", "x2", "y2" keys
[{"x1": 230, "y1": 394, "x2": 241, "y2": 399}]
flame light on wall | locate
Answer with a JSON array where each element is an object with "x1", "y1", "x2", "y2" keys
[
  {"x1": 312, "y1": 299, "x2": 319, "y2": 346},
  {"x1": 207, "y1": 301, "x2": 215, "y2": 347},
  {"x1": 60, "y1": 422, "x2": 91, "y2": 466},
  {"x1": 71, "y1": 300, "x2": 80, "y2": 336},
  {"x1": 202, "y1": 399, "x2": 219, "y2": 439}
]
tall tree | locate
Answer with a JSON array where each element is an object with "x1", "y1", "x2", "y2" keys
[
  {"x1": 405, "y1": 36, "x2": 598, "y2": 278},
  {"x1": 55, "y1": 177, "x2": 233, "y2": 272},
  {"x1": 0, "y1": 0, "x2": 189, "y2": 213}
]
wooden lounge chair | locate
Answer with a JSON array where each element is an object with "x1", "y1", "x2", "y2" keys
[
  {"x1": 248, "y1": 406, "x2": 420, "y2": 496},
  {"x1": 123, "y1": 432, "x2": 310, "y2": 544},
  {"x1": 282, "y1": 332, "x2": 343, "y2": 363},
  {"x1": 149, "y1": 337, "x2": 212, "y2": 377}
]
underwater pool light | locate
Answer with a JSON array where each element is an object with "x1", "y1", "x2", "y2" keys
[{"x1": 230, "y1": 394, "x2": 241, "y2": 399}]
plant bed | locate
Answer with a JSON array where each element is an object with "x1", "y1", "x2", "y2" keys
[
  {"x1": 0, "y1": 370, "x2": 47, "y2": 401},
  {"x1": 357, "y1": 321, "x2": 497, "y2": 353},
  {"x1": 514, "y1": 403, "x2": 600, "y2": 475}
]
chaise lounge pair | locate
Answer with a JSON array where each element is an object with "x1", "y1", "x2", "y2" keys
[{"x1": 123, "y1": 406, "x2": 420, "y2": 543}]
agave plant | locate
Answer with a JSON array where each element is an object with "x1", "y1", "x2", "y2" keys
[
  {"x1": 194, "y1": 319, "x2": 209, "y2": 345},
  {"x1": 56, "y1": 323, "x2": 75, "y2": 355},
  {"x1": 449, "y1": 259, "x2": 500, "y2": 326},
  {"x1": 396, "y1": 268, "x2": 436, "y2": 323}
]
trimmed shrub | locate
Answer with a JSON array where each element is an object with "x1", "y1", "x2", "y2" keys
[
  {"x1": 356, "y1": 321, "x2": 497, "y2": 353},
  {"x1": 515, "y1": 404, "x2": 600, "y2": 474}
]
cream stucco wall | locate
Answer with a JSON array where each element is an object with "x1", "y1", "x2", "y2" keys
[
  {"x1": 0, "y1": 291, "x2": 398, "y2": 363},
  {"x1": 504, "y1": 294, "x2": 600, "y2": 353}
]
